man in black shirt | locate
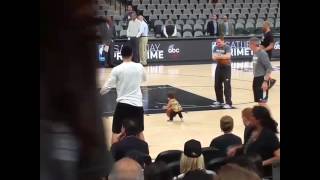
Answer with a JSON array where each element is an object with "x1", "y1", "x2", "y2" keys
[
  {"x1": 210, "y1": 115, "x2": 242, "y2": 155},
  {"x1": 260, "y1": 21, "x2": 276, "y2": 89}
]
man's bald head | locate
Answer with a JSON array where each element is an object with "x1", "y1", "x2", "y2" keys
[{"x1": 109, "y1": 157, "x2": 144, "y2": 180}]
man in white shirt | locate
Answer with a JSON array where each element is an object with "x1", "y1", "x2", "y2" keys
[
  {"x1": 100, "y1": 45, "x2": 147, "y2": 144},
  {"x1": 127, "y1": 12, "x2": 141, "y2": 63},
  {"x1": 136, "y1": 15, "x2": 149, "y2": 66}
]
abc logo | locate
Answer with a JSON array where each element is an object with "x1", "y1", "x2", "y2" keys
[{"x1": 168, "y1": 44, "x2": 180, "y2": 54}]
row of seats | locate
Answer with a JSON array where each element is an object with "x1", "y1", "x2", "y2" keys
[
  {"x1": 139, "y1": 7, "x2": 279, "y2": 15},
  {"x1": 136, "y1": 3, "x2": 280, "y2": 9},
  {"x1": 132, "y1": 0, "x2": 279, "y2": 5}
]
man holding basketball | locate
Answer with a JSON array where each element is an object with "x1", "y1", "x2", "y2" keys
[{"x1": 212, "y1": 36, "x2": 232, "y2": 109}]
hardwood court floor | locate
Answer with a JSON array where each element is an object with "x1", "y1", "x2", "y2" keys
[{"x1": 97, "y1": 61, "x2": 280, "y2": 159}]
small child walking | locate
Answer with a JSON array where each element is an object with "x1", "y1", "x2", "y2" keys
[{"x1": 164, "y1": 93, "x2": 183, "y2": 122}]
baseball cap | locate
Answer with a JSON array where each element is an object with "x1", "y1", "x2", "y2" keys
[{"x1": 184, "y1": 139, "x2": 202, "y2": 158}]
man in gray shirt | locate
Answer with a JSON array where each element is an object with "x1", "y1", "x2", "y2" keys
[
  {"x1": 212, "y1": 36, "x2": 232, "y2": 109},
  {"x1": 249, "y1": 37, "x2": 273, "y2": 105}
]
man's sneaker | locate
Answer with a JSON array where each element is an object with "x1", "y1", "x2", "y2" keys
[
  {"x1": 269, "y1": 79, "x2": 276, "y2": 89},
  {"x1": 211, "y1": 101, "x2": 221, "y2": 107},
  {"x1": 223, "y1": 104, "x2": 232, "y2": 109},
  {"x1": 167, "y1": 119, "x2": 173, "y2": 122}
]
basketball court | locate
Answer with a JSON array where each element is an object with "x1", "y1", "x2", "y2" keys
[{"x1": 98, "y1": 61, "x2": 280, "y2": 159}]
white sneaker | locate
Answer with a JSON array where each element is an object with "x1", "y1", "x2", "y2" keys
[
  {"x1": 223, "y1": 104, "x2": 232, "y2": 109},
  {"x1": 212, "y1": 101, "x2": 222, "y2": 105}
]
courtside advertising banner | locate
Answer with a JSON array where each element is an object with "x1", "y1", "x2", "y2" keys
[{"x1": 104, "y1": 36, "x2": 279, "y2": 65}]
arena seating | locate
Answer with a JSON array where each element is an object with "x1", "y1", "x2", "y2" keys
[{"x1": 109, "y1": 0, "x2": 280, "y2": 37}]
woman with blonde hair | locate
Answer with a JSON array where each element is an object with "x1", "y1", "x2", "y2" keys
[{"x1": 174, "y1": 139, "x2": 216, "y2": 179}]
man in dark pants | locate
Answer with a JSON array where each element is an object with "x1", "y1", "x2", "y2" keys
[
  {"x1": 249, "y1": 37, "x2": 273, "y2": 106},
  {"x1": 260, "y1": 21, "x2": 276, "y2": 89},
  {"x1": 212, "y1": 36, "x2": 232, "y2": 109},
  {"x1": 126, "y1": 12, "x2": 140, "y2": 62}
]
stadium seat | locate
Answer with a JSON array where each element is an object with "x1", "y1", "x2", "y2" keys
[
  {"x1": 234, "y1": 3, "x2": 242, "y2": 9},
  {"x1": 235, "y1": 23, "x2": 245, "y2": 34},
  {"x1": 142, "y1": 0, "x2": 150, "y2": 5},
  {"x1": 199, "y1": 0, "x2": 208, "y2": 3},
  {"x1": 193, "y1": 24, "x2": 203, "y2": 31},
  {"x1": 167, "y1": 161, "x2": 181, "y2": 177},
  {"x1": 261, "y1": 3, "x2": 269, "y2": 9},
  {"x1": 119, "y1": 30, "x2": 127, "y2": 38},
  {"x1": 262, "y1": 0, "x2": 270, "y2": 3},
  {"x1": 180, "y1": 0, "x2": 189, "y2": 4},
  {"x1": 176, "y1": 19, "x2": 185, "y2": 27},
  {"x1": 245, "y1": 22, "x2": 255, "y2": 34},
  {"x1": 193, "y1": 9, "x2": 202, "y2": 16},
  {"x1": 225, "y1": 4, "x2": 233, "y2": 9},
  {"x1": 157, "y1": 4, "x2": 166, "y2": 11},
  {"x1": 147, "y1": 4, "x2": 156, "y2": 10},
  {"x1": 243, "y1": 3, "x2": 251, "y2": 9},
  {"x1": 198, "y1": 14, "x2": 208, "y2": 21},
  {"x1": 152, "y1": 0, "x2": 160, "y2": 4},
  {"x1": 153, "y1": 9, "x2": 162, "y2": 15},
  {"x1": 171, "y1": 0, "x2": 180, "y2": 4},
  {"x1": 203, "y1": 9, "x2": 212, "y2": 16},
  {"x1": 173, "y1": 9, "x2": 183, "y2": 15},
  {"x1": 194, "y1": 31, "x2": 204, "y2": 37},
  {"x1": 244, "y1": 0, "x2": 253, "y2": 3},
  {"x1": 202, "y1": 147, "x2": 225, "y2": 165},
  {"x1": 206, "y1": 157, "x2": 227, "y2": 172},
  {"x1": 253, "y1": 0, "x2": 261, "y2": 3},
  {"x1": 186, "y1": 4, "x2": 195, "y2": 10},
  {"x1": 196, "y1": 4, "x2": 205, "y2": 10},
  {"x1": 215, "y1": 3, "x2": 224, "y2": 9},
  {"x1": 132, "y1": 0, "x2": 140, "y2": 6},
  {"x1": 143, "y1": 10, "x2": 152, "y2": 16},
  {"x1": 190, "y1": 0, "x2": 198, "y2": 4},
  {"x1": 163, "y1": 9, "x2": 173, "y2": 15},
  {"x1": 196, "y1": 19, "x2": 205, "y2": 25},
  {"x1": 161, "y1": 0, "x2": 170, "y2": 4},
  {"x1": 189, "y1": 14, "x2": 198, "y2": 20},
  {"x1": 155, "y1": 150, "x2": 182, "y2": 164},
  {"x1": 176, "y1": 4, "x2": 185, "y2": 10},
  {"x1": 137, "y1": 4, "x2": 147, "y2": 11},
  {"x1": 183, "y1": 31, "x2": 193, "y2": 38},
  {"x1": 179, "y1": 14, "x2": 189, "y2": 21},
  {"x1": 186, "y1": 19, "x2": 195, "y2": 25},
  {"x1": 159, "y1": 14, "x2": 168, "y2": 22},
  {"x1": 167, "y1": 4, "x2": 176, "y2": 10},
  {"x1": 183, "y1": 24, "x2": 193, "y2": 32},
  {"x1": 205, "y1": 3, "x2": 214, "y2": 9},
  {"x1": 236, "y1": 0, "x2": 244, "y2": 3}
]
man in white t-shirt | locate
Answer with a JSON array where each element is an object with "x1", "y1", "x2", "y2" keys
[{"x1": 100, "y1": 45, "x2": 147, "y2": 144}]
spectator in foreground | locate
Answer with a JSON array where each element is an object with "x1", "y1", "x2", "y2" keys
[
  {"x1": 216, "y1": 164, "x2": 261, "y2": 180},
  {"x1": 144, "y1": 161, "x2": 173, "y2": 180},
  {"x1": 210, "y1": 115, "x2": 242, "y2": 155},
  {"x1": 227, "y1": 106, "x2": 280, "y2": 177},
  {"x1": 175, "y1": 139, "x2": 216, "y2": 179},
  {"x1": 108, "y1": 157, "x2": 144, "y2": 180},
  {"x1": 110, "y1": 119, "x2": 149, "y2": 162}
]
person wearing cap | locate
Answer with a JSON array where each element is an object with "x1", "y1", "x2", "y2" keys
[
  {"x1": 209, "y1": 115, "x2": 242, "y2": 155},
  {"x1": 174, "y1": 139, "x2": 216, "y2": 180}
]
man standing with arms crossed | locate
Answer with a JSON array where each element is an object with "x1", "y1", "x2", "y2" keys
[
  {"x1": 136, "y1": 15, "x2": 149, "y2": 66},
  {"x1": 249, "y1": 37, "x2": 273, "y2": 106},
  {"x1": 260, "y1": 21, "x2": 276, "y2": 89},
  {"x1": 100, "y1": 45, "x2": 147, "y2": 144},
  {"x1": 212, "y1": 36, "x2": 233, "y2": 109}
]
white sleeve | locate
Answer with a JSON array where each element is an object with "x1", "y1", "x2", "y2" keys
[
  {"x1": 163, "y1": 25, "x2": 168, "y2": 38},
  {"x1": 100, "y1": 69, "x2": 117, "y2": 95},
  {"x1": 136, "y1": 23, "x2": 143, "y2": 37},
  {"x1": 172, "y1": 26, "x2": 177, "y2": 36}
]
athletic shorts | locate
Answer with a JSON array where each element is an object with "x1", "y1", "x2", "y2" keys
[{"x1": 112, "y1": 102, "x2": 144, "y2": 134}]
